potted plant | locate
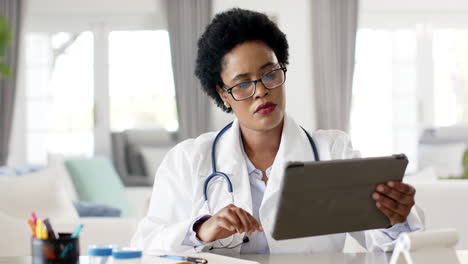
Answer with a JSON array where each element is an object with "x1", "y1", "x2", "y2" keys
[{"x1": 0, "y1": 16, "x2": 12, "y2": 78}]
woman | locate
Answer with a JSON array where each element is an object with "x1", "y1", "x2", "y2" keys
[{"x1": 131, "y1": 8, "x2": 423, "y2": 254}]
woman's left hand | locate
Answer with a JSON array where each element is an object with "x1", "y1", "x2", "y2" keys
[{"x1": 372, "y1": 181, "x2": 416, "y2": 226}]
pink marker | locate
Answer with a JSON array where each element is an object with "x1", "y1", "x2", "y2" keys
[{"x1": 31, "y1": 212, "x2": 37, "y2": 224}]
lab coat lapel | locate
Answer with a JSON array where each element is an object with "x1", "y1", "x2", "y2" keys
[
  {"x1": 259, "y1": 114, "x2": 317, "y2": 251},
  {"x1": 263, "y1": 114, "x2": 315, "y2": 207}
]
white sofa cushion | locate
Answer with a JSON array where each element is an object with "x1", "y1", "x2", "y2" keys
[
  {"x1": 47, "y1": 154, "x2": 80, "y2": 201},
  {"x1": 0, "y1": 166, "x2": 78, "y2": 219},
  {"x1": 0, "y1": 211, "x2": 31, "y2": 256}
]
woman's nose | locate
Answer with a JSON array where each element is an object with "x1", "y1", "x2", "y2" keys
[{"x1": 254, "y1": 81, "x2": 269, "y2": 99}]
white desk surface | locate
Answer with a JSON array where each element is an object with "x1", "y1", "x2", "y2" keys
[{"x1": 2, "y1": 251, "x2": 468, "y2": 264}]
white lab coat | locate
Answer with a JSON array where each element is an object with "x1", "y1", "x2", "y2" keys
[{"x1": 131, "y1": 114, "x2": 424, "y2": 254}]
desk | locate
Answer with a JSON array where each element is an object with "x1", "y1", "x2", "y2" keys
[{"x1": 2, "y1": 251, "x2": 468, "y2": 264}]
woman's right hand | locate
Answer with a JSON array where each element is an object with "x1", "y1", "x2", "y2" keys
[{"x1": 194, "y1": 204, "x2": 264, "y2": 243}]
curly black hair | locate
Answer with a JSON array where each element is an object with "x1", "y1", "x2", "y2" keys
[{"x1": 195, "y1": 8, "x2": 289, "y2": 113}]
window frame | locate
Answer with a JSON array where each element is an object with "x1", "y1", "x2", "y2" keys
[{"x1": 20, "y1": 15, "x2": 170, "y2": 163}]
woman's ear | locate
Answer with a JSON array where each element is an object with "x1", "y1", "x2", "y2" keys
[
  {"x1": 215, "y1": 85, "x2": 226, "y2": 100},
  {"x1": 216, "y1": 85, "x2": 231, "y2": 108}
]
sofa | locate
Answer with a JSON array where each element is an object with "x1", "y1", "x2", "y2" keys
[
  {"x1": 111, "y1": 128, "x2": 176, "y2": 186},
  {"x1": 0, "y1": 161, "x2": 152, "y2": 257}
]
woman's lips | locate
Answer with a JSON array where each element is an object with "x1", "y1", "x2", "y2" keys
[{"x1": 255, "y1": 103, "x2": 277, "y2": 115}]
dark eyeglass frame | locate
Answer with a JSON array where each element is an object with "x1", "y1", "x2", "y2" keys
[{"x1": 222, "y1": 67, "x2": 287, "y2": 101}]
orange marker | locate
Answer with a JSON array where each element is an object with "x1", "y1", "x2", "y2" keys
[{"x1": 27, "y1": 219, "x2": 36, "y2": 237}]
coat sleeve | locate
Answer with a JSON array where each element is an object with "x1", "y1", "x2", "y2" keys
[
  {"x1": 327, "y1": 130, "x2": 426, "y2": 252},
  {"x1": 130, "y1": 140, "x2": 213, "y2": 253}
]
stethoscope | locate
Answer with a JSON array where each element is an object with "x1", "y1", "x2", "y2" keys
[
  {"x1": 203, "y1": 121, "x2": 320, "y2": 214},
  {"x1": 203, "y1": 121, "x2": 320, "y2": 250}
]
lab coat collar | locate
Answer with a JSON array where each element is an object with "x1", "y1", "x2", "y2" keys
[{"x1": 264, "y1": 113, "x2": 315, "y2": 201}]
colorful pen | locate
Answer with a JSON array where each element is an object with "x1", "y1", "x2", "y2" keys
[
  {"x1": 158, "y1": 255, "x2": 208, "y2": 264},
  {"x1": 36, "y1": 219, "x2": 44, "y2": 239},
  {"x1": 31, "y1": 212, "x2": 37, "y2": 225},
  {"x1": 27, "y1": 219, "x2": 36, "y2": 237},
  {"x1": 71, "y1": 224, "x2": 84, "y2": 238},
  {"x1": 43, "y1": 218, "x2": 57, "y2": 239}
]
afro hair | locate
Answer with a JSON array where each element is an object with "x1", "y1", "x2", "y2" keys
[{"x1": 195, "y1": 8, "x2": 289, "y2": 113}]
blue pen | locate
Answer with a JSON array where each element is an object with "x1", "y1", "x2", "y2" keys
[
  {"x1": 60, "y1": 224, "x2": 84, "y2": 259},
  {"x1": 158, "y1": 255, "x2": 208, "y2": 263},
  {"x1": 70, "y1": 224, "x2": 84, "y2": 238}
]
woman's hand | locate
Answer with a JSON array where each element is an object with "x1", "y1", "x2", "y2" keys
[
  {"x1": 194, "y1": 204, "x2": 263, "y2": 243},
  {"x1": 372, "y1": 181, "x2": 416, "y2": 226}
]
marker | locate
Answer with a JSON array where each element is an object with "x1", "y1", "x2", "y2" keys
[
  {"x1": 71, "y1": 224, "x2": 84, "y2": 238},
  {"x1": 36, "y1": 220, "x2": 45, "y2": 239},
  {"x1": 31, "y1": 212, "x2": 37, "y2": 225},
  {"x1": 27, "y1": 219, "x2": 36, "y2": 237},
  {"x1": 43, "y1": 218, "x2": 57, "y2": 239}
]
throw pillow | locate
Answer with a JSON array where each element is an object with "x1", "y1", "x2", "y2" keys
[
  {"x1": 72, "y1": 201, "x2": 121, "y2": 217},
  {"x1": 139, "y1": 146, "x2": 172, "y2": 181},
  {"x1": 65, "y1": 157, "x2": 132, "y2": 217}
]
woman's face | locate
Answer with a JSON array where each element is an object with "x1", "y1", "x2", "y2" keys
[{"x1": 216, "y1": 40, "x2": 286, "y2": 132}]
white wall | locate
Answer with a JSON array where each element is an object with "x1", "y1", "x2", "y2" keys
[
  {"x1": 25, "y1": 0, "x2": 166, "y2": 31},
  {"x1": 360, "y1": 0, "x2": 468, "y2": 27},
  {"x1": 361, "y1": 0, "x2": 468, "y2": 12},
  {"x1": 210, "y1": 0, "x2": 316, "y2": 132}
]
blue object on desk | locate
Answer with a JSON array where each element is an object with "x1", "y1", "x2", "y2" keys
[
  {"x1": 88, "y1": 246, "x2": 113, "y2": 256},
  {"x1": 112, "y1": 248, "x2": 142, "y2": 259}
]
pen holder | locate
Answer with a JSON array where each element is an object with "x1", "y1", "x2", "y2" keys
[{"x1": 32, "y1": 233, "x2": 80, "y2": 264}]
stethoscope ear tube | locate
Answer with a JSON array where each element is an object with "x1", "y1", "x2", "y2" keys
[{"x1": 301, "y1": 126, "x2": 320, "y2": 162}]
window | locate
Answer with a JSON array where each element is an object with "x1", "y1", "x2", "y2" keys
[
  {"x1": 25, "y1": 32, "x2": 94, "y2": 164},
  {"x1": 109, "y1": 30, "x2": 177, "y2": 131},
  {"x1": 24, "y1": 28, "x2": 177, "y2": 165},
  {"x1": 433, "y1": 29, "x2": 468, "y2": 126},
  {"x1": 351, "y1": 24, "x2": 468, "y2": 173}
]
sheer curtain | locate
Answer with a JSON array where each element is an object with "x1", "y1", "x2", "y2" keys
[{"x1": 311, "y1": 0, "x2": 359, "y2": 132}]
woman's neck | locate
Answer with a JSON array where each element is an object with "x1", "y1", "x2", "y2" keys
[{"x1": 239, "y1": 119, "x2": 284, "y2": 172}]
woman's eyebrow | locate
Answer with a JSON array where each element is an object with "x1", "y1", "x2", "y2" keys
[
  {"x1": 231, "y1": 72, "x2": 249, "y2": 82},
  {"x1": 259, "y1": 61, "x2": 277, "y2": 70},
  {"x1": 230, "y1": 62, "x2": 278, "y2": 82}
]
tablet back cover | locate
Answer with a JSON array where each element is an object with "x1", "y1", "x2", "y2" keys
[{"x1": 271, "y1": 154, "x2": 408, "y2": 240}]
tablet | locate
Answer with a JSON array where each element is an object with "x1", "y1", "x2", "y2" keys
[{"x1": 271, "y1": 154, "x2": 408, "y2": 240}]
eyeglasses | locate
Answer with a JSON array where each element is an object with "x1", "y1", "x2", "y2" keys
[{"x1": 222, "y1": 67, "x2": 287, "y2": 101}]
